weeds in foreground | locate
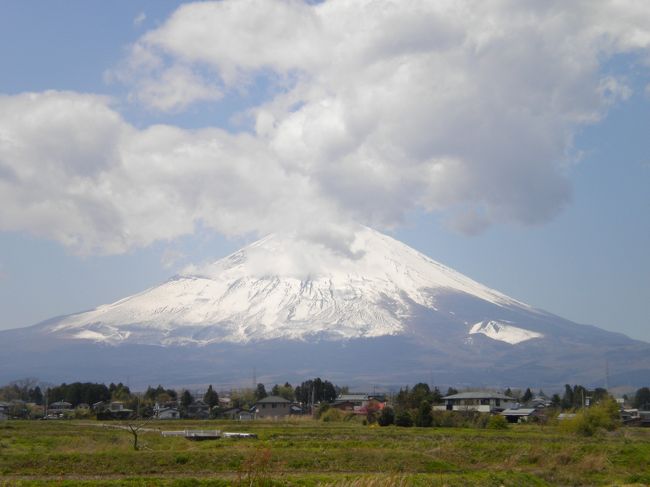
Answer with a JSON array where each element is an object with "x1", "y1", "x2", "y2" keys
[
  {"x1": 237, "y1": 447, "x2": 273, "y2": 487},
  {"x1": 318, "y1": 475, "x2": 410, "y2": 487}
]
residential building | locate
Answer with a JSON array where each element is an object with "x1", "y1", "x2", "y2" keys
[
  {"x1": 253, "y1": 395, "x2": 291, "y2": 419},
  {"x1": 440, "y1": 392, "x2": 516, "y2": 412}
]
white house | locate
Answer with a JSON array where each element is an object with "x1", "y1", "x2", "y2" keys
[
  {"x1": 154, "y1": 403, "x2": 180, "y2": 419},
  {"x1": 440, "y1": 392, "x2": 516, "y2": 413},
  {"x1": 156, "y1": 407, "x2": 180, "y2": 419}
]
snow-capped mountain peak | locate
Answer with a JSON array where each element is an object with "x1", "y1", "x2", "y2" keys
[{"x1": 51, "y1": 227, "x2": 527, "y2": 345}]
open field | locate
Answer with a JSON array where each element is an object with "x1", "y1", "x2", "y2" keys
[{"x1": 1, "y1": 419, "x2": 650, "y2": 486}]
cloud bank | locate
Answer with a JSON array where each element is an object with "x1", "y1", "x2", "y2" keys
[{"x1": 1, "y1": 0, "x2": 650, "y2": 254}]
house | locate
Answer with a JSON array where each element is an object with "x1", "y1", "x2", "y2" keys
[
  {"x1": 331, "y1": 393, "x2": 387, "y2": 414},
  {"x1": 49, "y1": 401, "x2": 73, "y2": 412},
  {"x1": 92, "y1": 401, "x2": 107, "y2": 411},
  {"x1": 95, "y1": 401, "x2": 134, "y2": 420},
  {"x1": 219, "y1": 407, "x2": 244, "y2": 420},
  {"x1": 46, "y1": 401, "x2": 73, "y2": 419},
  {"x1": 330, "y1": 400, "x2": 358, "y2": 412},
  {"x1": 640, "y1": 410, "x2": 650, "y2": 427},
  {"x1": 440, "y1": 392, "x2": 516, "y2": 413},
  {"x1": 500, "y1": 408, "x2": 541, "y2": 423},
  {"x1": 253, "y1": 396, "x2": 291, "y2": 419},
  {"x1": 289, "y1": 404, "x2": 304, "y2": 415},
  {"x1": 156, "y1": 407, "x2": 181, "y2": 420},
  {"x1": 186, "y1": 400, "x2": 210, "y2": 419},
  {"x1": 0, "y1": 410, "x2": 7, "y2": 421}
]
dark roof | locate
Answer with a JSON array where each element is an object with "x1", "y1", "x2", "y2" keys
[
  {"x1": 256, "y1": 395, "x2": 291, "y2": 404},
  {"x1": 443, "y1": 392, "x2": 513, "y2": 400}
]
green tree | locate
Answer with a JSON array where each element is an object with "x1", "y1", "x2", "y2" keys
[
  {"x1": 410, "y1": 383, "x2": 432, "y2": 408},
  {"x1": 203, "y1": 385, "x2": 219, "y2": 408},
  {"x1": 431, "y1": 386, "x2": 443, "y2": 404},
  {"x1": 561, "y1": 384, "x2": 574, "y2": 409},
  {"x1": 255, "y1": 383, "x2": 267, "y2": 401},
  {"x1": 551, "y1": 394, "x2": 561, "y2": 408},
  {"x1": 180, "y1": 390, "x2": 194, "y2": 409},
  {"x1": 634, "y1": 387, "x2": 650, "y2": 409},
  {"x1": 415, "y1": 400, "x2": 433, "y2": 427},
  {"x1": 521, "y1": 388, "x2": 533, "y2": 403},
  {"x1": 30, "y1": 386, "x2": 43, "y2": 405},
  {"x1": 446, "y1": 387, "x2": 458, "y2": 396},
  {"x1": 378, "y1": 406, "x2": 395, "y2": 426},
  {"x1": 395, "y1": 410, "x2": 414, "y2": 427},
  {"x1": 271, "y1": 382, "x2": 294, "y2": 401}
]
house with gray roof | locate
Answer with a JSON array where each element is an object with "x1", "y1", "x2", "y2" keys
[
  {"x1": 253, "y1": 395, "x2": 291, "y2": 419},
  {"x1": 500, "y1": 408, "x2": 541, "y2": 423},
  {"x1": 440, "y1": 391, "x2": 516, "y2": 413}
]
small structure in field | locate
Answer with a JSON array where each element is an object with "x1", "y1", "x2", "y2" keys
[
  {"x1": 500, "y1": 408, "x2": 540, "y2": 423},
  {"x1": 160, "y1": 430, "x2": 257, "y2": 440}
]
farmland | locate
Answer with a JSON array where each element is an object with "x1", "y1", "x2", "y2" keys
[{"x1": 1, "y1": 419, "x2": 649, "y2": 486}]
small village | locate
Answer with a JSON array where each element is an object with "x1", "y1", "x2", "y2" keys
[{"x1": 2, "y1": 378, "x2": 649, "y2": 431}]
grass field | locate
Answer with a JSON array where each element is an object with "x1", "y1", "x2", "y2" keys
[{"x1": 1, "y1": 419, "x2": 649, "y2": 486}]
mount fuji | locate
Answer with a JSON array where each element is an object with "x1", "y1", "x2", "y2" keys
[{"x1": 1, "y1": 227, "x2": 648, "y2": 388}]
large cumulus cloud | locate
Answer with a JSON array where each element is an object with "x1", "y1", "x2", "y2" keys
[{"x1": 2, "y1": 0, "x2": 650, "y2": 254}]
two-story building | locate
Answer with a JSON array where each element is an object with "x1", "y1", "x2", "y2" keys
[
  {"x1": 441, "y1": 392, "x2": 516, "y2": 413},
  {"x1": 253, "y1": 396, "x2": 291, "y2": 419}
]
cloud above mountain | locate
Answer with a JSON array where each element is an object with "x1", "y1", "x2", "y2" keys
[{"x1": 1, "y1": 0, "x2": 650, "y2": 254}]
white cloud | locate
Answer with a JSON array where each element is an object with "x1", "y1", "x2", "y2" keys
[
  {"x1": 0, "y1": 91, "x2": 346, "y2": 254},
  {"x1": 133, "y1": 12, "x2": 146, "y2": 27},
  {"x1": 3, "y1": 1, "x2": 650, "y2": 254},
  {"x1": 130, "y1": 65, "x2": 223, "y2": 112}
]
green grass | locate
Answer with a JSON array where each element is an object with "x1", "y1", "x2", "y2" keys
[{"x1": 1, "y1": 419, "x2": 649, "y2": 486}]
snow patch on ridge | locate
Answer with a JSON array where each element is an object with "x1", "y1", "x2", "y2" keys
[{"x1": 469, "y1": 320, "x2": 543, "y2": 345}]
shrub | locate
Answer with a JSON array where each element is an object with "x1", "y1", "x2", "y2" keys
[
  {"x1": 316, "y1": 403, "x2": 331, "y2": 419},
  {"x1": 378, "y1": 406, "x2": 395, "y2": 426},
  {"x1": 395, "y1": 410, "x2": 414, "y2": 427},
  {"x1": 487, "y1": 415, "x2": 509, "y2": 430},
  {"x1": 560, "y1": 397, "x2": 620, "y2": 436},
  {"x1": 414, "y1": 400, "x2": 433, "y2": 427},
  {"x1": 321, "y1": 408, "x2": 345, "y2": 422}
]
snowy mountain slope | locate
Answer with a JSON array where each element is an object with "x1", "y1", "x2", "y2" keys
[
  {"x1": 2, "y1": 226, "x2": 649, "y2": 388},
  {"x1": 49, "y1": 227, "x2": 530, "y2": 345}
]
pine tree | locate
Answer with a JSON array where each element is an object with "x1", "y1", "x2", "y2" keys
[
  {"x1": 203, "y1": 385, "x2": 219, "y2": 408},
  {"x1": 255, "y1": 383, "x2": 267, "y2": 400},
  {"x1": 415, "y1": 400, "x2": 433, "y2": 427},
  {"x1": 181, "y1": 390, "x2": 194, "y2": 409}
]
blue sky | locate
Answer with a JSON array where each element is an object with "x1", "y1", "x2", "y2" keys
[{"x1": 0, "y1": 1, "x2": 648, "y2": 341}]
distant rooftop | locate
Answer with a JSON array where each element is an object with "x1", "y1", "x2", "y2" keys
[
  {"x1": 255, "y1": 395, "x2": 290, "y2": 404},
  {"x1": 443, "y1": 392, "x2": 513, "y2": 400}
]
